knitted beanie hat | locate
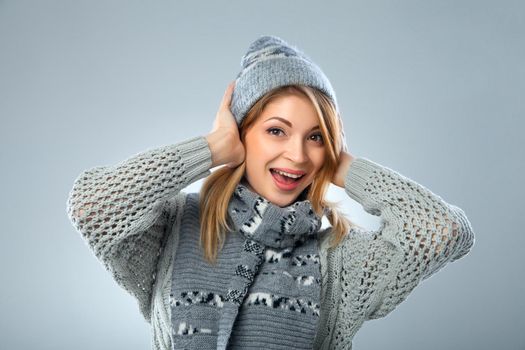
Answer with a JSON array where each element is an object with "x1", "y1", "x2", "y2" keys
[{"x1": 230, "y1": 34, "x2": 348, "y2": 152}]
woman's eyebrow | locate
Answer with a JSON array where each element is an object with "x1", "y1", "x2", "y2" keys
[{"x1": 265, "y1": 116, "x2": 320, "y2": 131}]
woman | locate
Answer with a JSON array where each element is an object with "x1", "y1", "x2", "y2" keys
[{"x1": 66, "y1": 35, "x2": 475, "y2": 350}]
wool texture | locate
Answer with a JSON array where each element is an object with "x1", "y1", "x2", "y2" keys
[
  {"x1": 170, "y1": 183, "x2": 325, "y2": 349},
  {"x1": 66, "y1": 135, "x2": 476, "y2": 349},
  {"x1": 231, "y1": 34, "x2": 348, "y2": 152}
]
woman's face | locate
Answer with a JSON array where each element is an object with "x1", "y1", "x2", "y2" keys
[{"x1": 242, "y1": 93, "x2": 326, "y2": 207}]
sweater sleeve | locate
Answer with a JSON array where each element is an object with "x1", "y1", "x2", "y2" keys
[
  {"x1": 65, "y1": 135, "x2": 213, "y2": 322},
  {"x1": 338, "y1": 157, "x2": 475, "y2": 322}
]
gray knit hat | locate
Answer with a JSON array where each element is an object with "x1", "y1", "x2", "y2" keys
[{"x1": 230, "y1": 34, "x2": 347, "y2": 151}]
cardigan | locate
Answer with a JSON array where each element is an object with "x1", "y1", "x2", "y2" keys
[{"x1": 65, "y1": 135, "x2": 475, "y2": 349}]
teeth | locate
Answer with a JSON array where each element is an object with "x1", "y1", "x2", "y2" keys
[{"x1": 272, "y1": 169, "x2": 304, "y2": 179}]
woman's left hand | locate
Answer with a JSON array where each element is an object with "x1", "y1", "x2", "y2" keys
[{"x1": 331, "y1": 150, "x2": 356, "y2": 188}]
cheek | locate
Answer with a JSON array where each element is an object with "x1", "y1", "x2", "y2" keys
[
  {"x1": 245, "y1": 140, "x2": 269, "y2": 176},
  {"x1": 245, "y1": 144, "x2": 260, "y2": 167},
  {"x1": 246, "y1": 137, "x2": 276, "y2": 161},
  {"x1": 311, "y1": 149, "x2": 326, "y2": 168}
]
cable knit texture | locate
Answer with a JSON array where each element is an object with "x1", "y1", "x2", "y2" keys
[{"x1": 66, "y1": 135, "x2": 475, "y2": 350}]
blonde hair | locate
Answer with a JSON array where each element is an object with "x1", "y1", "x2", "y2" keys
[{"x1": 199, "y1": 85, "x2": 359, "y2": 264}]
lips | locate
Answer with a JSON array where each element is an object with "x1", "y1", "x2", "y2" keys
[
  {"x1": 270, "y1": 168, "x2": 305, "y2": 191},
  {"x1": 270, "y1": 168, "x2": 306, "y2": 177}
]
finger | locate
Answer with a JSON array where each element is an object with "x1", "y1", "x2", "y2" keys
[{"x1": 221, "y1": 81, "x2": 235, "y2": 108}]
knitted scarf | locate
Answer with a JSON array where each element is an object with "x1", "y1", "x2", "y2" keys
[{"x1": 170, "y1": 182, "x2": 326, "y2": 349}]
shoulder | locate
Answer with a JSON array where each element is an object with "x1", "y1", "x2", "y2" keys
[
  {"x1": 164, "y1": 191, "x2": 189, "y2": 211},
  {"x1": 162, "y1": 191, "x2": 192, "y2": 228},
  {"x1": 320, "y1": 224, "x2": 398, "y2": 279},
  {"x1": 319, "y1": 225, "x2": 376, "y2": 254}
]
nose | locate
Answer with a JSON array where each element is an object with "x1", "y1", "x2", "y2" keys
[{"x1": 284, "y1": 137, "x2": 308, "y2": 164}]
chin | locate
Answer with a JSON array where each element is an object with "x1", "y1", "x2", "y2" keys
[
  {"x1": 275, "y1": 198, "x2": 295, "y2": 208},
  {"x1": 269, "y1": 186, "x2": 310, "y2": 208}
]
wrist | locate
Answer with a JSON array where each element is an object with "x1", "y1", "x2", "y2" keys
[{"x1": 205, "y1": 131, "x2": 234, "y2": 168}]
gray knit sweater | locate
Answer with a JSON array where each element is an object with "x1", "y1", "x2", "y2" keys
[{"x1": 65, "y1": 135, "x2": 475, "y2": 349}]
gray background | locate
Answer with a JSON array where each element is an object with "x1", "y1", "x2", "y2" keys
[{"x1": 1, "y1": 0, "x2": 522, "y2": 349}]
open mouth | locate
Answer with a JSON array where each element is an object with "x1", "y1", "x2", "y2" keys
[{"x1": 270, "y1": 168, "x2": 306, "y2": 184}]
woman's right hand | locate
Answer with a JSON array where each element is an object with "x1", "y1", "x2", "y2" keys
[{"x1": 205, "y1": 81, "x2": 246, "y2": 168}]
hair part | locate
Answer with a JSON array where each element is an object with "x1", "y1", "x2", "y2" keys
[{"x1": 199, "y1": 84, "x2": 360, "y2": 264}]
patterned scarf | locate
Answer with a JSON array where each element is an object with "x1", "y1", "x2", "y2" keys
[{"x1": 170, "y1": 182, "x2": 326, "y2": 349}]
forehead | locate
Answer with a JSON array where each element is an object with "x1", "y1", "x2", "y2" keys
[{"x1": 257, "y1": 93, "x2": 319, "y2": 125}]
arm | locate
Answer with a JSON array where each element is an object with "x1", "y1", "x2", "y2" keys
[
  {"x1": 338, "y1": 157, "x2": 475, "y2": 321},
  {"x1": 65, "y1": 136, "x2": 213, "y2": 321}
]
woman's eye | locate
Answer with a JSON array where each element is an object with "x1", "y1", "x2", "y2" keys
[
  {"x1": 267, "y1": 127, "x2": 285, "y2": 136},
  {"x1": 311, "y1": 133, "x2": 323, "y2": 143},
  {"x1": 266, "y1": 128, "x2": 323, "y2": 143}
]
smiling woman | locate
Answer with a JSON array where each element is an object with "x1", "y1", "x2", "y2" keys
[
  {"x1": 200, "y1": 82, "x2": 353, "y2": 265},
  {"x1": 243, "y1": 92, "x2": 328, "y2": 205},
  {"x1": 66, "y1": 35, "x2": 475, "y2": 350}
]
